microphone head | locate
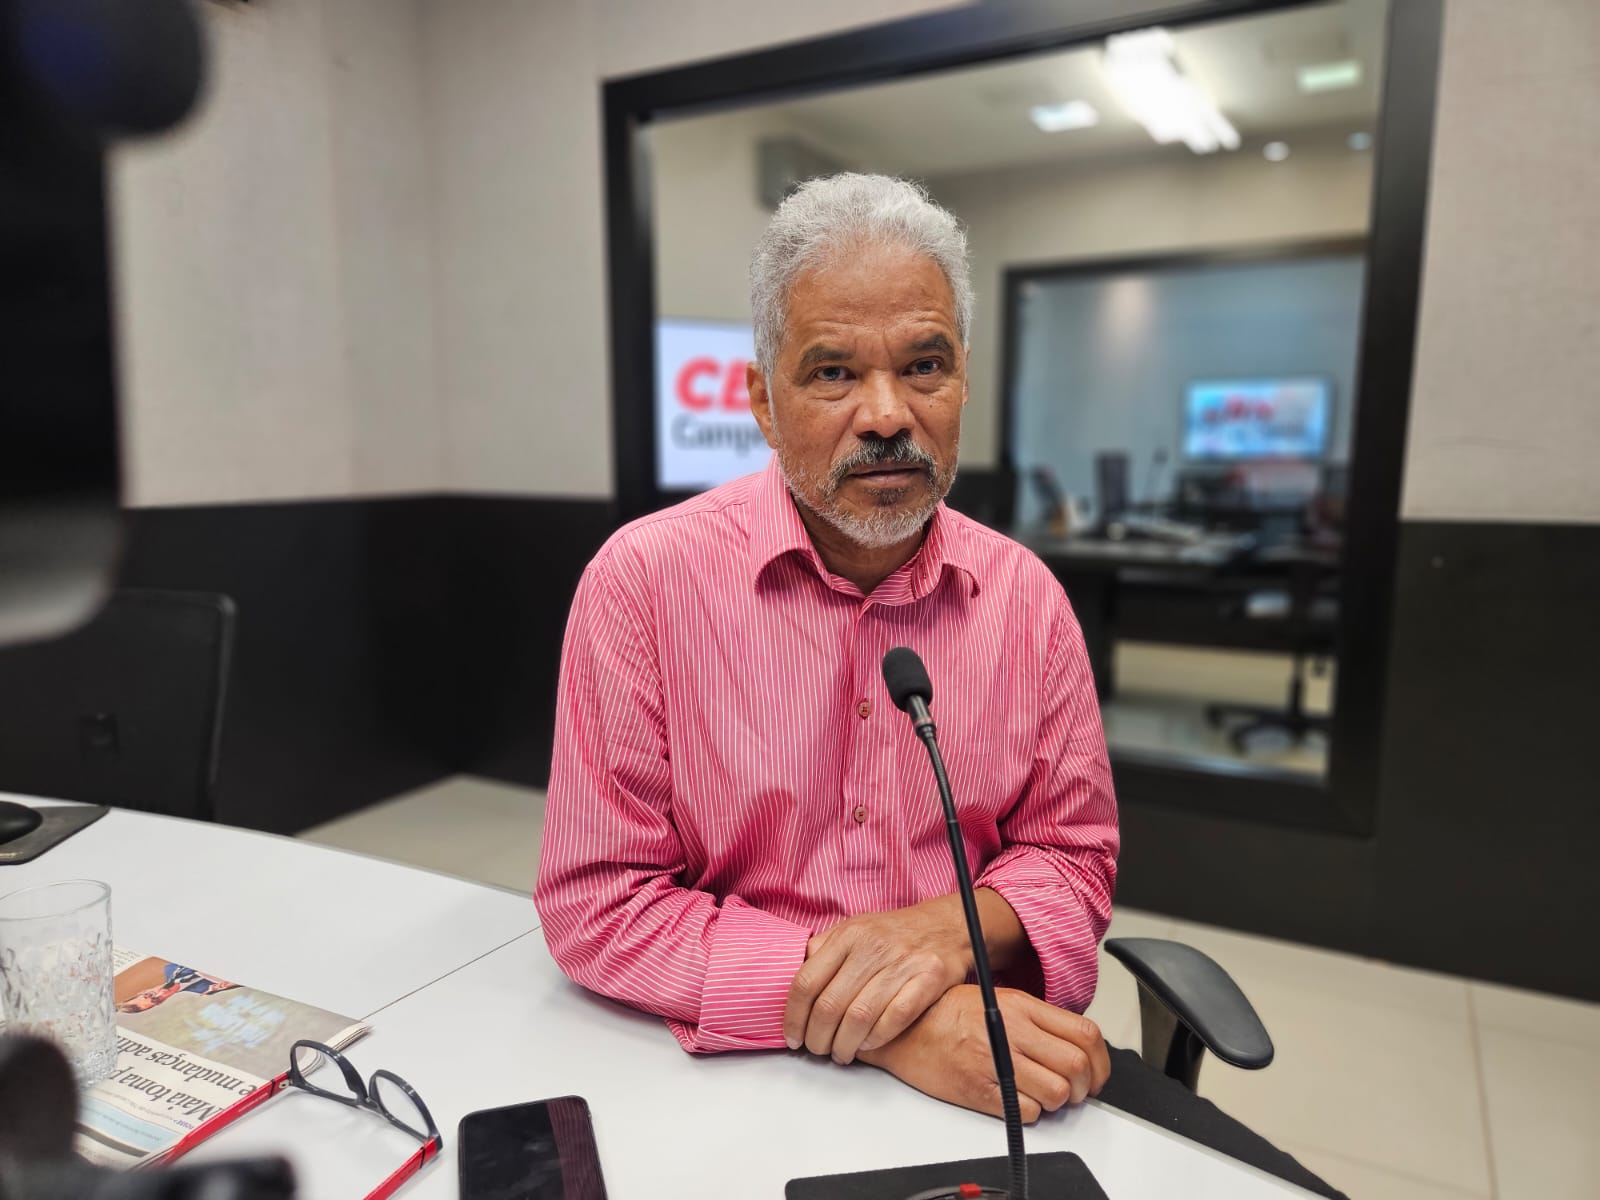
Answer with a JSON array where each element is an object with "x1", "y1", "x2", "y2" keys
[{"x1": 881, "y1": 647, "x2": 933, "y2": 713}]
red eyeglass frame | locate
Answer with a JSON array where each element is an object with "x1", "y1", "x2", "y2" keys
[{"x1": 154, "y1": 1039, "x2": 442, "y2": 1200}]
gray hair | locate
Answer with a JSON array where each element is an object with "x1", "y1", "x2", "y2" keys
[{"x1": 749, "y1": 173, "x2": 973, "y2": 375}]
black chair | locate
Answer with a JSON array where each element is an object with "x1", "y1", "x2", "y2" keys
[
  {"x1": 0, "y1": 589, "x2": 235, "y2": 820},
  {"x1": 1206, "y1": 543, "x2": 1339, "y2": 753},
  {"x1": 1099, "y1": 939, "x2": 1346, "y2": 1196},
  {"x1": 1104, "y1": 937, "x2": 1274, "y2": 1091},
  {"x1": 1094, "y1": 450, "x2": 1131, "y2": 528},
  {"x1": 944, "y1": 466, "x2": 1017, "y2": 531}
]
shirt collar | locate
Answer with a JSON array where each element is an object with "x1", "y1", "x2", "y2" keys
[{"x1": 748, "y1": 456, "x2": 981, "y2": 601}]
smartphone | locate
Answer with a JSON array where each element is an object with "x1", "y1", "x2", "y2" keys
[{"x1": 458, "y1": 1096, "x2": 608, "y2": 1200}]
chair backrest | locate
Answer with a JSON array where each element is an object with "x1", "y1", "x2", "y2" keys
[
  {"x1": 1094, "y1": 451, "x2": 1130, "y2": 524},
  {"x1": 944, "y1": 465, "x2": 1017, "y2": 530},
  {"x1": 0, "y1": 589, "x2": 235, "y2": 820}
]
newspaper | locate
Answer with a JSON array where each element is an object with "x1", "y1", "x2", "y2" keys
[{"x1": 75, "y1": 946, "x2": 369, "y2": 1169}]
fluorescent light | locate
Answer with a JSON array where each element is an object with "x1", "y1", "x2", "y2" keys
[
  {"x1": 1298, "y1": 60, "x2": 1363, "y2": 93},
  {"x1": 1347, "y1": 130, "x2": 1373, "y2": 151},
  {"x1": 1101, "y1": 28, "x2": 1239, "y2": 155},
  {"x1": 1263, "y1": 141, "x2": 1290, "y2": 162},
  {"x1": 1029, "y1": 101, "x2": 1100, "y2": 133}
]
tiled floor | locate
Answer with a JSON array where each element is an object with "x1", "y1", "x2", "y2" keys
[{"x1": 301, "y1": 775, "x2": 1600, "y2": 1199}]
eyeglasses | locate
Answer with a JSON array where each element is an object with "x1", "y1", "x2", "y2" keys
[{"x1": 170, "y1": 1039, "x2": 442, "y2": 1200}]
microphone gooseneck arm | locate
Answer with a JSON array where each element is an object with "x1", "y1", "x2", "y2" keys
[{"x1": 902, "y1": 692, "x2": 1029, "y2": 1200}]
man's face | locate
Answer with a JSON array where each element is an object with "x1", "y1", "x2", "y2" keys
[{"x1": 748, "y1": 245, "x2": 968, "y2": 549}]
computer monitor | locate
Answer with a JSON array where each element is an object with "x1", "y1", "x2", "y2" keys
[{"x1": 1181, "y1": 378, "x2": 1333, "y2": 463}]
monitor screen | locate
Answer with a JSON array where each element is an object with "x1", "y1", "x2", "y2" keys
[
  {"x1": 1182, "y1": 378, "x2": 1333, "y2": 462},
  {"x1": 655, "y1": 318, "x2": 772, "y2": 491}
]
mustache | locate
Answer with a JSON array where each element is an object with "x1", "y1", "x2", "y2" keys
[{"x1": 828, "y1": 434, "x2": 937, "y2": 489}]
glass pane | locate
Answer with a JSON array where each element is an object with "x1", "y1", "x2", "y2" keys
[{"x1": 645, "y1": 0, "x2": 1387, "y2": 800}]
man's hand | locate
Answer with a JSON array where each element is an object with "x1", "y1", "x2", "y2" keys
[
  {"x1": 783, "y1": 895, "x2": 976, "y2": 1063},
  {"x1": 858, "y1": 984, "x2": 1110, "y2": 1123}
]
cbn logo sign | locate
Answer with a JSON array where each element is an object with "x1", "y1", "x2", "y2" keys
[
  {"x1": 674, "y1": 356, "x2": 749, "y2": 411},
  {"x1": 655, "y1": 319, "x2": 772, "y2": 490}
]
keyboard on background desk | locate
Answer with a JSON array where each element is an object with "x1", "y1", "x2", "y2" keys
[
  {"x1": 1105, "y1": 513, "x2": 1211, "y2": 545},
  {"x1": 1019, "y1": 530, "x2": 1253, "y2": 569}
]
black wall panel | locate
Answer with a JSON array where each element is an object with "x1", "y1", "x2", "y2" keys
[
  {"x1": 446, "y1": 497, "x2": 617, "y2": 784},
  {"x1": 1372, "y1": 521, "x2": 1599, "y2": 998},
  {"x1": 114, "y1": 500, "x2": 454, "y2": 833},
  {"x1": 104, "y1": 496, "x2": 614, "y2": 835}
]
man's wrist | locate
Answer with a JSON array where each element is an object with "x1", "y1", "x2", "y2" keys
[
  {"x1": 974, "y1": 887, "x2": 1028, "y2": 973},
  {"x1": 924, "y1": 892, "x2": 977, "y2": 975}
]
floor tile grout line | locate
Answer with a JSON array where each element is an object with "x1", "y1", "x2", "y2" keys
[
  {"x1": 1280, "y1": 1139, "x2": 1494, "y2": 1199},
  {"x1": 1465, "y1": 986, "x2": 1501, "y2": 1199},
  {"x1": 1468, "y1": 1015, "x2": 1600, "y2": 1053}
]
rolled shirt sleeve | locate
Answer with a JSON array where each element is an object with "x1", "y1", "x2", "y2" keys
[{"x1": 534, "y1": 559, "x2": 809, "y2": 1052}]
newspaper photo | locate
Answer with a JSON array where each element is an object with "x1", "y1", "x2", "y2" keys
[{"x1": 75, "y1": 946, "x2": 369, "y2": 1169}]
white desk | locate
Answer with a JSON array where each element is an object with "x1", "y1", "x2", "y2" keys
[
  {"x1": 0, "y1": 795, "x2": 538, "y2": 1020},
  {"x1": 198, "y1": 933, "x2": 1318, "y2": 1199},
  {"x1": 4, "y1": 798, "x2": 1316, "y2": 1198}
]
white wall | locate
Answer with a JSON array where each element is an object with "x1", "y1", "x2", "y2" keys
[
  {"x1": 588, "y1": 0, "x2": 972, "y2": 83},
  {"x1": 111, "y1": 0, "x2": 440, "y2": 506},
  {"x1": 651, "y1": 109, "x2": 867, "y2": 324},
  {"x1": 930, "y1": 141, "x2": 1373, "y2": 469},
  {"x1": 423, "y1": 0, "x2": 969, "y2": 498},
  {"x1": 1402, "y1": 0, "x2": 1600, "y2": 524}
]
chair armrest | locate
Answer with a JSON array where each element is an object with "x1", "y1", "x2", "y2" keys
[{"x1": 1105, "y1": 937, "x2": 1274, "y2": 1078}]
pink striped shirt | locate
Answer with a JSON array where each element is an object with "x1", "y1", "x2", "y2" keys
[{"x1": 535, "y1": 458, "x2": 1118, "y2": 1053}]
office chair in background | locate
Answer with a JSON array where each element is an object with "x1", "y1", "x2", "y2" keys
[
  {"x1": 1094, "y1": 450, "x2": 1131, "y2": 528},
  {"x1": 0, "y1": 589, "x2": 235, "y2": 821},
  {"x1": 944, "y1": 465, "x2": 1018, "y2": 531},
  {"x1": 1206, "y1": 548, "x2": 1338, "y2": 753},
  {"x1": 1207, "y1": 467, "x2": 1345, "y2": 754}
]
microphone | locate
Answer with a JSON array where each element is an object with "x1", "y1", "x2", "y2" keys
[
  {"x1": 787, "y1": 656, "x2": 1106, "y2": 1198},
  {"x1": 881, "y1": 647, "x2": 1028, "y2": 1200}
]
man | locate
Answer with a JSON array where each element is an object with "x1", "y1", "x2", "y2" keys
[{"x1": 535, "y1": 173, "x2": 1117, "y2": 1122}]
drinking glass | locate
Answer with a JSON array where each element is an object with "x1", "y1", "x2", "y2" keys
[{"x1": 0, "y1": 879, "x2": 119, "y2": 1085}]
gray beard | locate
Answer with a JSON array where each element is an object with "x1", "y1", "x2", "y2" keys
[
  {"x1": 773, "y1": 436, "x2": 955, "y2": 551},
  {"x1": 787, "y1": 477, "x2": 938, "y2": 549}
]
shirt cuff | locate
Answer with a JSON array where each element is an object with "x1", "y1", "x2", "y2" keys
[
  {"x1": 666, "y1": 897, "x2": 811, "y2": 1053},
  {"x1": 976, "y1": 858, "x2": 1102, "y2": 1014}
]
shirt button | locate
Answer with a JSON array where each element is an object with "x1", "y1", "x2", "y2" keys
[
  {"x1": 857, "y1": 700, "x2": 872, "y2": 719},
  {"x1": 853, "y1": 806, "x2": 868, "y2": 824}
]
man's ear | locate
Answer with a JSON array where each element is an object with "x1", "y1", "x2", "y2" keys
[
  {"x1": 748, "y1": 361, "x2": 779, "y2": 449},
  {"x1": 960, "y1": 344, "x2": 972, "y2": 408}
]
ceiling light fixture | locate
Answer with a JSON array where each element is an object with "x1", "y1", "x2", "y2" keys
[
  {"x1": 1263, "y1": 141, "x2": 1291, "y2": 162},
  {"x1": 1101, "y1": 28, "x2": 1239, "y2": 155},
  {"x1": 1297, "y1": 60, "x2": 1363, "y2": 93},
  {"x1": 1029, "y1": 101, "x2": 1100, "y2": 133}
]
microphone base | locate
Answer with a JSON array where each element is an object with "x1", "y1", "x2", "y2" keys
[{"x1": 786, "y1": 1150, "x2": 1108, "y2": 1199}]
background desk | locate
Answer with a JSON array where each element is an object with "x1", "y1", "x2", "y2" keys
[
  {"x1": 1016, "y1": 532, "x2": 1251, "y2": 700},
  {"x1": 4, "y1": 798, "x2": 1317, "y2": 1198}
]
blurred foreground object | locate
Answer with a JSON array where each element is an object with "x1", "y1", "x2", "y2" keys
[
  {"x1": 0, "y1": 1033, "x2": 296, "y2": 1200},
  {"x1": 0, "y1": 0, "x2": 203, "y2": 648}
]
